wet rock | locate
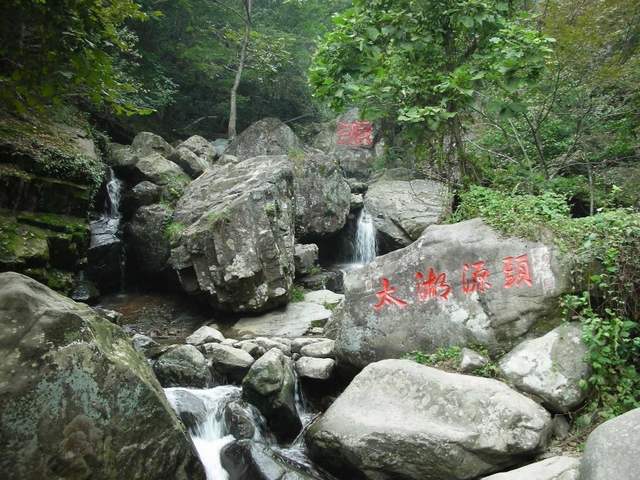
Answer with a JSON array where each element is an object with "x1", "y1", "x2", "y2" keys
[
  {"x1": 220, "y1": 439, "x2": 323, "y2": 480},
  {"x1": 242, "y1": 348, "x2": 301, "y2": 442},
  {"x1": 153, "y1": 344, "x2": 214, "y2": 388}
]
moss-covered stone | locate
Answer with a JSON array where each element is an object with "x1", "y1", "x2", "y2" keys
[{"x1": 0, "y1": 272, "x2": 206, "y2": 480}]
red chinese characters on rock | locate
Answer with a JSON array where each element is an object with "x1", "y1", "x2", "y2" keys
[
  {"x1": 462, "y1": 261, "x2": 492, "y2": 294},
  {"x1": 374, "y1": 277, "x2": 407, "y2": 310},
  {"x1": 416, "y1": 269, "x2": 450, "y2": 301},
  {"x1": 337, "y1": 121, "x2": 374, "y2": 146},
  {"x1": 503, "y1": 254, "x2": 533, "y2": 288}
]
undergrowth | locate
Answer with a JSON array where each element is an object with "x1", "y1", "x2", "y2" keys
[{"x1": 451, "y1": 185, "x2": 640, "y2": 425}]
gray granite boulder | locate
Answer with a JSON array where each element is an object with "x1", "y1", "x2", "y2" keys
[
  {"x1": 0, "y1": 272, "x2": 205, "y2": 480},
  {"x1": 226, "y1": 117, "x2": 307, "y2": 161},
  {"x1": 200, "y1": 343, "x2": 255, "y2": 382},
  {"x1": 498, "y1": 322, "x2": 591, "y2": 413},
  {"x1": 580, "y1": 407, "x2": 640, "y2": 480},
  {"x1": 293, "y1": 151, "x2": 351, "y2": 240},
  {"x1": 186, "y1": 325, "x2": 225, "y2": 346},
  {"x1": 153, "y1": 344, "x2": 214, "y2": 388},
  {"x1": 482, "y1": 456, "x2": 580, "y2": 479},
  {"x1": 365, "y1": 179, "x2": 451, "y2": 249},
  {"x1": 125, "y1": 203, "x2": 173, "y2": 275},
  {"x1": 131, "y1": 131, "x2": 173, "y2": 157},
  {"x1": 295, "y1": 243, "x2": 319, "y2": 276},
  {"x1": 169, "y1": 155, "x2": 296, "y2": 312},
  {"x1": 306, "y1": 359, "x2": 552, "y2": 480},
  {"x1": 133, "y1": 153, "x2": 189, "y2": 186},
  {"x1": 175, "y1": 135, "x2": 218, "y2": 163},
  {"x1": 168, "y1": 146, "x2": 209, "y2": 178},
  {"x1": 312, "y1": 108, "x2": 383, "y2": 180},
  {"x1": 295, "y1": 357, "x2": 335, "y2": 380},
  {"x1": 241, "y1": 348, "x2": 301, "y2": 441}
]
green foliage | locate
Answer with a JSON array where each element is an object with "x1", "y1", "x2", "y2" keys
[
  {"x1": 308, "y1": 266, "x2": 322, "y2": 276},
  {"x1": 0, "y1": 0, "x2": 148, "y2": 114},
  {"x1": 447, "y1": 185, "x2": 571, "y2": 239},
  {"x1": 310, "y1": 0, "x2": 554, "y2": 168},
  {"x1": 322, "y1": 300, "x2": 338, "y2": 311},
  {"x1": 164, "y1": 222, "x2": 185, "y2": 244},
  {"x1": 401, "y1": 347, "x2": 462, "y2": 369},
  {"x1": 206, "y1": 210, "x2": 230, "y2": 228},
  {"x1": 454, "y1": 186, "x2": 640, "y2": 419},
  {"x1": 291, "y1": 284, "x2": 306, "y2": 302}
]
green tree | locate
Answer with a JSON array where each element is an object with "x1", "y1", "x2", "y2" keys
[
  {"x1": 466, "y1": 0, "x2": 639, "y2": 207},
  {"x1": 309, "y1": 0, "x2": 555, "y2": 175},
  {"x1": 0, "y1": 0, "x2": 147, "y2": 114}
]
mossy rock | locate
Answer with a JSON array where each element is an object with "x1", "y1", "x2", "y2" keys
[{"x1": 0, "y1": 272, "x2": 206, "y2": 479}]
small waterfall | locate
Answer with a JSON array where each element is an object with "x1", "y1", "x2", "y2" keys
[
  {"x1": 90, "y1": 168, "x2": 123, "y2": 249},
  {"x1": 165, "y1": 381, "x2": 323, "y2": 480},
  {"x1": 165, "y1": 386, "x2": 240, "y2": 480},
  {"x1": 88, "y1": 168, "x2": 126, "y2": 291},
  {"x1": 353, "y1": 208, "x2": 377, "y2": 265}
]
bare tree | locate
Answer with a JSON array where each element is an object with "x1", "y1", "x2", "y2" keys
[{"x1": 214, "y1": 0, "x2": 252, "y2": 138}]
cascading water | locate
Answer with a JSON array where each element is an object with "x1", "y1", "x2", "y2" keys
[
  {"x1": 90, "y1": 168, "x2": 123, "y2": 249},
  {"x1": 164, "y1": 380, "x2": 323, "y2": 480},
  {"x1": 165, "y1": 386, "x2": 243, "y2": 480},
  {"x1": 353, "y1": 208, "x2": 377, "y2": 265},
  {"x1": 88, "y1": 168, "x2": 126, "y2": 290}
]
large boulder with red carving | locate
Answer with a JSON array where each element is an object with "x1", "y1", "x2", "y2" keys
[{"x1": 326, "y1": 218, "x2": 571, "y2": 373}]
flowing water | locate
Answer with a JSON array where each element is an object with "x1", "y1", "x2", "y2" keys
[
  {"x1": 165, "y1": 382, "x2": 320, "y2": 480},
  {"x1": 165, "y1": 386, "x2": 240, "y2": 480},
  {"x1": 353, "y1": 208, "x2": 377, "y2": 265},
  {"x1": 90, "y1": 168, "x2": 122, "y2": 249}
]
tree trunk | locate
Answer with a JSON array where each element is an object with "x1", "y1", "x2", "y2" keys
[{"x1": 228, "y1": 0, "x2": 251, "y2": 138}]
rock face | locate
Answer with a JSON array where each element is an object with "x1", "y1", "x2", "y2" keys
[
  {"x1": 125, "y1": 203, "x2": 173, "y2": 275},
  {"x1": 241, "y1": 348, "x2": 301, "y2": 441},
  {"x1": 0, "y1": 272, "x2": 205, "y2": 480},
  {"x1": 293, "y1": 152, "x2": 351, "y2": 240},
  {"x1": 365, "y1": 179, "x2": 451, "y2": 249},
  {"x1": 483, "y1": 456, "x2": 580, "y2": 479},
  {"x1": 226, "y1": 117, "x2": 307, "y2": 161},
  {"x1": 305, "y1": 359, "x2": 552, "y2": 480},
  {"x1": 312, "y1": 108, "x2": 382, "y2": 180},
  {"x1": 498, "y1": 322, "x2": 591, "y2": 413},
  {"x1": 579, "y1": 407, "x2": 640, "y2": 480},
  {"x1": 329, "y1": 218, "x2": 570, "y2": 372},
  {"x1": 169, "y1": 155, "x2": 296, "y2": 312}
]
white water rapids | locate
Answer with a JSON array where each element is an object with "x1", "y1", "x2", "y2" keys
[{"x1": 164, "y1": 378, "x2": 318, "y2": 480}]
